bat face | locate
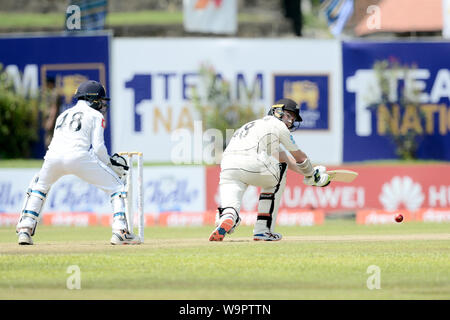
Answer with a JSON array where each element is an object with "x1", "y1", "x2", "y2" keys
[{"x1": 327, "y1": 170, "x2": 358, "y2": 183}]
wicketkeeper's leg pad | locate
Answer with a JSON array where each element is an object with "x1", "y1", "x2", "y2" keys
[
  {"x1": 110, "y1": 189, "x2": 128, "y2": 229},
  {"x1": 17, "y1": 174, "x2": 49, "y2": 236},
  {"x1": 16, "y1": 216, "x2": 38, "y2": 236}
]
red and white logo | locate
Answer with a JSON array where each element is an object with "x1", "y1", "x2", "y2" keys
[{"x1": 194, "y1": 0, "x2": 222, "y2": 9}]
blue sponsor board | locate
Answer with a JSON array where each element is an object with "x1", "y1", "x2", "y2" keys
[
  {"x1": 0, "y1": 33, "x2": 111, "y2": 158},
  {"x1": 273, "y1": 74, "x2": 329, "y2": 130},
  {"x1": 343, "y1": 41, "x2": 450, "y2": 161}
]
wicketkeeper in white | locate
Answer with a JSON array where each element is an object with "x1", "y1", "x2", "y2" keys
[
  {"x1": 16, "y1": 80, "x2": 140, "y2": 245},
  {"x1": 209, "y1": 98, "x2": 330, "y2": 242}
]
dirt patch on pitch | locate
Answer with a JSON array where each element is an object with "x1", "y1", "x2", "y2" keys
[{"x1": 1, "y1": 233, "x2": 449, "y2": 254}]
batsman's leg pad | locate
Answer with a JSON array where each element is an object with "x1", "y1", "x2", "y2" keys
[
  {"x1": 255, "y1": 192, "x2": 275, "y2": 230},
  {"x1": 254, "y1": 163, "x2": 287, "y2": 235}
]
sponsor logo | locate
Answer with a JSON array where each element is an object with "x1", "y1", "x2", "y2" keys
[
  {"x1": 195, "y1": 0, "x2": 223, "y2": 9},
  {"x1": 277, "y1": 211, "x2": 318, "y2": 226},
  {"x1": 0, "y1": 213, "x2": 20, "y2": 226},
  {"x1": 379, "y1": 176, "x2": 425, "y2": 211},
  {"x1": 419, "y1": 208, "x2": 450, "y2": 222},
  {"x1": 159, "y1": 211, "x2": 212, "y2": 227},
  {"x1": 346, "y1": 68, "x2": 450, "y2": 137},
  {"x1": 43, "y1": 212, "x2": 95, "y2": 227},
  {"x1": 274, "y1": 74, "x2": 329, "y2": 130},
  {"x1": 233, "y1": 210, "x2": 324, "y2": 226},
  {"x1": 356, "y1": 210, "x2": 412, "y2": 225},
  {"x1": 365, "y1": 212, "x2": 399, "y2": 224},
  {"x1": 61, "y1": 74, "x2": 88, "y2": 104},
  {"x1": 146, "y1": 176, "x2": 200, "y2": 213},
  {"x1": 40, "y1": 63, "x2": 107, "y2": 108}
]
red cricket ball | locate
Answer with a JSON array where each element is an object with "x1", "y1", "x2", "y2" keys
[{"x1": 395, "y1": 214, "x2": 404, "y2": 223}]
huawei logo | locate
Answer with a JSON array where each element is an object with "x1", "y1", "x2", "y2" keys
[{"x1": 379, "y1": 176, "x2": 424, "y2": 211}]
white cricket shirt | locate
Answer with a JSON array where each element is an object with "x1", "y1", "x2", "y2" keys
[
  {"x1": 222, "y1": 116, "x2": 299, "y2": 167},
  {"x1": 45, "y1": 100, "x2": 109, "y2": 164}
]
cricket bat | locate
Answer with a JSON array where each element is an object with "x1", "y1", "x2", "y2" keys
[{"x1": 327, "y1": 169, "x2": 358, "y2": 183}]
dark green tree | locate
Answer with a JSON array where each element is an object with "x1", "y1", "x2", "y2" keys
[{"x1": 0, "y1": 65, "x2": 42, "y2": 158}]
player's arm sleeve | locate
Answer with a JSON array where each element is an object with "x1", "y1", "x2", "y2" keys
[
  {"x1": 278, "y1": 125, "x2": 300, "y2": 152},
  {"x1": 91, "y1": 115, "x2": 110, "y2": 164}
]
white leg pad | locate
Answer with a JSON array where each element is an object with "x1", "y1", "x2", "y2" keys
[
  {"x1": 112, "y1": 218, "x2": 128, "y2": 231},
  {"x1": 22, "y1": 190, "x2": 47, "y2": 219},
  {"x1": 18, "y1": 177, "x2": 49, "y2": 236},
  {"x1": 110, "y1": 190, "x2": 128, "y2": 229},
  {"x1": 19, "y1": 174, "x2": 48, "y2": 220},
  {"x1": 17, "y1": 216, "x2": 37, "y2": 231}
]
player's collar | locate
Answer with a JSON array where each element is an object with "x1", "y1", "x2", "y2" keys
[{"x1": 75, "y1": 100, "x2": 89, "y2": 107}]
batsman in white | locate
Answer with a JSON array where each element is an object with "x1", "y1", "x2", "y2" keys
[
  {"x1": 16, "y1": 80, "x2": 140, "y2": 245},
  {"x1": 209, "y1": 98, "x2": 330, "y2": 242}
]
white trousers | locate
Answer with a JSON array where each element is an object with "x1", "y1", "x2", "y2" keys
[
  {"x1": 20, "y1": 151, "x2": 126, "y2": 225},
  {"x1": 39, "y1": 152, "x2": 124, "y2": 193},
  {"x1": 219, "y1": 155, "x2": 288, "y2": 234}
]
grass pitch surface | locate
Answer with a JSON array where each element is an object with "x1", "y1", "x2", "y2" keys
[{"x1": 0, "y1": 221, "x2": 449, "y2": 300}]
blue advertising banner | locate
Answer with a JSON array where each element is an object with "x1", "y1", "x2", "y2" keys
[
  {"x1": 0, "y1": 33, "x2": 111, "y2": 158},
  {"x1": 343, "y1": 41, "x2": 450, "y2": 161}
]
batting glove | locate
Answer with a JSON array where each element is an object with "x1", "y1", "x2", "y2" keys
[{"x1": 303, "y1": 165, "x2": 331, "y2": 187}]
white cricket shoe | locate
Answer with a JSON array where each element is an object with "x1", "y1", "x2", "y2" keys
[
  {"x1": 253, "y1": 232, "x2": 282, "y2": 241},
  {"x1": 18, "y1": 229, "x2": 33, "y2": 245},
  {"x1": 110, "y1": 229, "x2": 141, "y2": 245}
]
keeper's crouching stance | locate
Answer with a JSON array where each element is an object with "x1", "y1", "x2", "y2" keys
[
  {"x1": 16, "y1": 80, "x2": 140, "y2": 246},
  {"x1": 209, "y1": 99, "x2": 330, "y2": 242}
]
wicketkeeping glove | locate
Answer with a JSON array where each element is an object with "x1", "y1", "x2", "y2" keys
[
  {"x1": 109, "y1": 153, "x2": 129, "y2": 180},
  {"x1": 303, "y1": 165, "x2": 331, "y2": 187}
]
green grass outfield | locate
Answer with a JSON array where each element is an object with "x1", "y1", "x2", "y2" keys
[
  {"x1": 0, "y1": 10, "x2": 272, "y2": 29},
  {"x1": 0, "y1": 220, "x2": 449, "y2": 300},
  {"x1": 0, "y1": 159, "x2": 448, "y2": 168}
]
